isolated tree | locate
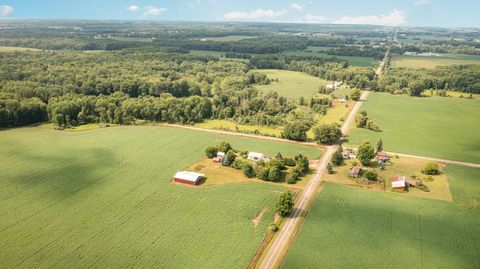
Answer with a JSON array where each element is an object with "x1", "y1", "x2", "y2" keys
[
  {"x1": 349, "y1": 88, "x2": 361, "y2": 101},
  {"x1": 282, "y1": 121, "x2": 310, "y2": 141},
  {"x1": 205, "y1": 146, "x2": 217, "y2": 158},
  {"x1": 276, "y1": 191, "x2": 294, "y2": 217},
  {"x1": 422, "y1": 162, "x2": 440, "y2": 175},
  {"x1": 376, "y1": 139, "x2": 383, "y2": 153},
  {"x1": 313, "y1": 123, "x2": 342, "y2": 145},
  {"x1": 326, "y1": 163, "x2": 333, "y2": 174},
  {"x1": 355, "y1": 113, "x2": 368, "y2": 128},
  {"x1": 276, "y1": 152, "x2": 283, "y2": 160},
  {"x1": 357, "y1": 141, "x2": 375, "y2": 166},
  {"x1": 242, "y1": 163, "x2": 256, "y2": 178},
  {"x1": 331, "y1": 146, "x2": 344, "y2": 166}
]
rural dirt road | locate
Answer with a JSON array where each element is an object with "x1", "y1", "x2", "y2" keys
[{"x1": 257, "y1": 90, "x2": 371, "y2": 269}]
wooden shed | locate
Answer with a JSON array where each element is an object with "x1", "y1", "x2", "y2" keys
[{"x1": 391, "y1": 176, "x2": 407, "y2": 191}]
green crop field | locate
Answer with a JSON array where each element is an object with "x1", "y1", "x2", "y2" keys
[
  {"x1": 282, "y1": 165, "x2": 480, "y2": 269},
  {"x1": 0, "y1": 46, "x2": 41, "y2": 52},
  {"x1": 253, "y1": 69, "x2": 333, "y2": 100},
  {"x1": 392, "y1": 54, "x2": 480, "y2": 68},
  {"x1": 347, "y1": 93, "x2": 480, "y2": 163},
  {"x1": 0, "y1": 126, "x2": 321, "y2": 268},
  {"x1": 282, "y1": 49, "x2": 378, "y2": 67}
]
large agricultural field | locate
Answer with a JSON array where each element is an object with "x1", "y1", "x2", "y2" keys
[
  {"x1": 347, "y1": 93, "x2": 480, "y2": 163},
  {"x1": 392, "y1": 54, "x2": 480, "y2": 68},
  {"x1": 282, "y1": 47, "x2": 378, "y2": 67},
  {"x1": 253, "y1": 69, "x2": 331, "y2": 100},
  {"x1": 0, "y1": 126, "x2": 320, "y2": 268},
  {"x1": 282, "y1": 165, "x2": 480, "y2": 269}
]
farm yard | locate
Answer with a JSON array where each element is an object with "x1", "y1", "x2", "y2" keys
[
  {"x1": 282, "y1": 165, "x2": 480, "y2": 269},
  {"x1": 392, "y1": 54, "x2": 480, "y2": 68},
  {"x1": 0, "y1": 126, "x2": 320, "y2": 268},
  {"x1": 347, "y1": 93, "x2": 480, "y2": 163}
]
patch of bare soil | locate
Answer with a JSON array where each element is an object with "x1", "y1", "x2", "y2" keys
[{"x1": 252, "y1": 208, "x2": 267, "y2": 227}]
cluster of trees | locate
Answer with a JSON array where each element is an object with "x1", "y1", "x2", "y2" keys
[
  {"x1": 325, "y1": 46, "x2": 386, "y2": 60},
  {"x1": 355, "y1": 111, "x2": 380, "y2": 131},
  {"x1": 422, "y1": 162, "x2": 440, "y2": 175},
  {"x1": 281, "y1": 121, "x2": 311, "y2": 141},
  {"x1": 0, "y1": 93, "x2": 47, "y2": 127},
  {"x1": 224, "y1": 52, "x2": 252, "y2": 59},
  {"x1": 205, "y1": 142, "x2": 309, "y2": 184},
  {"x1": 378, "y1": 65, "x2": 480, "y2": 95},
  {"x1": 275, "y1": 191, "x2": 294, "y2": 217},
  {"x1": 313, "y1": 123, "x2": 342, "y2": 145}
]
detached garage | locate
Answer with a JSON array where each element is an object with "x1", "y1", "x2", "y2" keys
[{"x1": 173, "y1": 171, "x2": 205, "y2": 186}]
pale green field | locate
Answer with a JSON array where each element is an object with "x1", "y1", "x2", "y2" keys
[
  {"x1": 392, "y1": 54, "x2": 480, "y2": 68},
  {"x1": 0, "y1": 46, "x2": 41, "y2": 52},
  {"x1": 283, "y1": 165, "x2": 480, "y2": 269},
  {"x1": 253, "y1": 69, "x2": 331, "y2": 100},
  {"x1": 195, "y1": 119, "x2": 284, "y2": 137},
  {"x1": 347, "y1": 93, "x2": 480, "y2": 163},
  {"x1": 0, "y1": 126, "x2": 321, "y2": 268}
]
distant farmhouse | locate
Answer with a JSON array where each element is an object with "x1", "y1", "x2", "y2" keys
[
  {"x1": 247, "y1": 152, "x2": 265, "y2": 161},
  {"x1": 173, "y1": 171, "x2": 205, "y2": 186},
  {"x1": 326, "y1": 81, "x2": 343, "y2": 90}
]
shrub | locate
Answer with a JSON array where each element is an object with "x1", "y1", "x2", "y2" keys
[
  {"x1": 269, "y1": 223, "x2": 279, "y2": 232},
  {"x1": 257, "y1": 167, "x2": 270, "y2": 181},
  {"x1": 283, "y1": 157, "x2": 296, "y2": 167},
  {"x1": 363, "y1": 170, "x2": 378, "y2": 181},
  {"x1": 422, "y1": 162, "x2": 440, "y2": 175},
  {"x1": 294, "y1": 155, "x2": 310, "y2": 175},
  {"x1": 231, "y1": 159, "x2": 245, "y2": 170},
  {"x1": 242, "y1": 163, "x2": 256, "y2": 178},
  {"x1": 331, "y1": 147, "x2": 343, "y2": 166},
  {"x1": 205, "y1": 146, "x2": 217, "y2": 158},
  {"x1": 287, "y1": 169, "x2": 299, "y2": 184},
  {"x1": 326, "y1": 163, "x2": 333, "y2": 174}
]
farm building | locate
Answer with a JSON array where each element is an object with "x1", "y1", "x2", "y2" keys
[
  {"x1": 406, "y1": 178, "x2": 423, "y2": 187},
  {"x1": 376, "y1": 152, "x2": 389, "y2": 163},
  {"x1": 248, "y1": 152, "x2": 265, "y2": 161},
  {"x1": 217, "y1": 151, "x2": 225, "y2": 157},
  {"x1": 391, "y1": 176, "x2": 407, "y2": 191},
  {"x1": 173, "y1": 171, "x2": 205, "y2": 186},
  {"x1": 326, "y1": 81, "x2": 343, "y2": 90},
  {"x1": 213, "y1": 156, "x2": 223, "y2": 163},
  {"x1": 343, "y1": 148, "x2": 357, "y2": 159},
  {"x1": 338, "y1": 96, "x2": 348, "y2": 103},
  {"x1": 348, "y1": 167, "x2": 362, "y2": 178}
]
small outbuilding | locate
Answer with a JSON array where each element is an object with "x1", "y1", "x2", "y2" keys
[
  {"x1": 173, "y1": 171, "x2": 205, "y2": 186},
  {"x1": 348, "y1": 167, "x2": 362, "y2": 178},
  {"x1": 391, "y1": 176, "x2": 407, "y2": 191},
  {"x1": 217, "y1": 151, "x2": 225, "y2": 157},
  {"x1": 376, "y1": 152, "x2": 389, "y2": 163},
  {"x1": 247, "y1": 152, "x2": 265, "y2": 161}
]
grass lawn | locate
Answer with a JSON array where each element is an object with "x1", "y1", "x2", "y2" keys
[
  {"x1": 347, "y1": 93, "x2": 480, "y2": 163},
  {"x1": 324, "y1": 157, "x2": 452, "y2": 201},
  {"x1": 281, "y1": 50, "x2": 378, "y2": 67},
  {"x1": 0, "y1": 46, "x2": 41, "y2": 52},
  {"x1": 254, "y1": 69, "x2": 331, "y2": 100},
  {"x1": 392, "y1": 54, "x2": 480, "y2": 68},
  {"x1": 0, "y1": 126, "x2": 320, "y2": 268},
  {"x1": 282, "y1": 165, "x2": 480, "y2": 269},
  {"x1": 195, "y1": 119, "x2": 284, "y2": 137}
]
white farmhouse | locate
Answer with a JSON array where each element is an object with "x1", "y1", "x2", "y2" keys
[{"x1": 247, "y1": 152, "x2": 265, "y2": 161}]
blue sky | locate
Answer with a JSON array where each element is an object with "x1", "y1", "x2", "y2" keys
[{"x1": 0, "y1": 0, "x2": 479, "y2": 27}]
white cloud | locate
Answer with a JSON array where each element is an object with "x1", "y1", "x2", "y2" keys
[
  {"x1": 127, "y1": 5, "x2": 140, "y2": 13},
  {"x1": 414, "y1": 0, "x2": 429, "y2": 6},
  {"x1": 291, "y1": 3, "x2": 304, "y2": 11},
  {"x1": 333, "y1": 9, "x2": 406, "y2": 26},
  {"x1": 301, "y1": 14, "x2": 327, "y2": 23},
  {"x1": 223, "y1": 9, "x2": 287, "y2": 20},
  {"x1": 144, "y1": 6, "x2": 167, "y2": 17},
  {"x1": 0, "y1": 5, "x2": 14, "y2": 17}
]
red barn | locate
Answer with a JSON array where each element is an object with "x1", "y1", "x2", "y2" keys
[
  {"x1": 173, "y1": 171, "x2": 205, "y2": 186},
  {"x1": 391, "y1": 176, "x2": 407, "y2": 191}
]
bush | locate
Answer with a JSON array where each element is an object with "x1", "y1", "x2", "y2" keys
[
  {"x1": 363, "y1": 170, "x2": 378, "y2": 181},
  {"x1": 425, "y1": 175, "x2": 434, "y2": 182},
  {"x1": 269, "y1": 223, "x2": 279, "y2": 232},
  {"x1": 242, "y1": 163, "x2": 256, "y2": 178},
  {"x1": 331, "y1": 147, "x2": 343, "y2": 166},
  {"x1": 283, "y1": 157, "x2": 296, "y2": 167},
  {"x1": 205, "y1": 146, "x2": 217, "y2": 158},
  {"x1": 231, "y1": 159, "x2": 245, "y2": 170},
  {"x1": 294, "y1": 155, "x2": 309, "y2": 175},
  {"x1": 287, "y1": 169, "x2": 299, "y2": 184},
  {"x1": 422, "y1": 162, "x2": 440, "y2": 175},
  {"x1": 326, "y1": 163, "x2": 333, "y2": 174},
  {"x1": 257, "y1": 167, "x2": 270, "y2": 181}
]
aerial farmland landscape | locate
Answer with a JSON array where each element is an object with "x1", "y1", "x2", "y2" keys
[{"x1": 0, "y1": 1, "x2": 479, "y2": 269}]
